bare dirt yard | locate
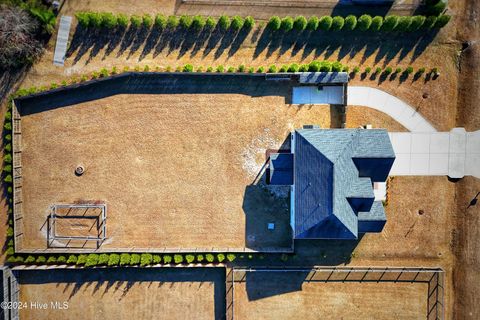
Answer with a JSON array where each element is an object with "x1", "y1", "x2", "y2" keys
[
  {"x1": 17, "y1": 267, "x2": 225, "y2": 320},
  {"x1": 233, "y1": 271, "x2": 428, "y2": 320}
]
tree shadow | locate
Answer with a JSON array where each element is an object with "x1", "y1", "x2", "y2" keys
[{"x1": 139, "y1": 28, "x2": 161, "y2": 61}]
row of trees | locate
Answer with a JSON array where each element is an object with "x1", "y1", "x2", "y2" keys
[
  {"x1": 75, "y1": 12, "x2": 451, "y2": 32},
  {"x1": 7, "y1": 252, "x2": 238, "y2": 266}
]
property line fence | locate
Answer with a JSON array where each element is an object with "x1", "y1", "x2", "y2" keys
[
  {"x1": 227, "y1": 267, "x2": 444, "y2": 320},
  {"x1": 1, "y1": 266, "x2": 20, "y2": 320},
  {"x1": 12, "y1": 101, "x2": 24, "y2": 252}
]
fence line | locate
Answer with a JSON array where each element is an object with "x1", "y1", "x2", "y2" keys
[{"x1": 12, "y1": 101, "x2": 24, "y2": 253}]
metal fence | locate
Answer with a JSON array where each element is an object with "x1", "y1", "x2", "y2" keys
[
  {"x1": 12, "y1": 101, "x2": 24, "y2": 253},
  {"x1": 227, "y1": 267, "x2": 444, "y2": 320},
  {"x1": 1, "y1": 266, "x2": 20, "y2": 320}
]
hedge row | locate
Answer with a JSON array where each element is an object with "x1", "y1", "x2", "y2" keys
[
  {"x1": 6, "y1": 252, "x2": 239, "y2": 266},
  {"x1": 75, "y1": 12, "x2": 451, "y2": 32}
]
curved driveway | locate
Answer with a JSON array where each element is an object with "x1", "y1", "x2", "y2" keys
[{"x1": 348, "y1": 86, "x2": 437, "y2": 133}]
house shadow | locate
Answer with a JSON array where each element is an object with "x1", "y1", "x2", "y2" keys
[{"x1": 331, "y1": 2, "x2": 395, "y2": 17}]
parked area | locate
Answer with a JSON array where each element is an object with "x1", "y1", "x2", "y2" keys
[{"x1": 17, "y1": 267, "x2": 225, "y2": 320}]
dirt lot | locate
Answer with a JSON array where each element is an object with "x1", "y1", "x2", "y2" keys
[
  {"x1": 17, "y1": 267, "x2": 225, "y2": 320},
  {"x1": 233, "y1": 271, "x2": 428, "y2": 320}
]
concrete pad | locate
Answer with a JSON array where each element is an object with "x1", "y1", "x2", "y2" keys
[
  {"x1": 292, "y1": 86, "x2": 343, "y2": 105},
  {"x1": 411, "y1": 133, "x2": 430, "y2": 154},
  {"x1": 409, "y1": 153, "x2": 430, "y2": 175},
  {"x1": 430, "y1": 133, "x2": 450, "y2": 153},
  {"x1": 429, "y1": 153, "x2": 449, "y2": 175}
]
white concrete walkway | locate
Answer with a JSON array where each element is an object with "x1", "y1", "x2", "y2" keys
[
  {"x1": 348, "y1": 86, "x2": 437, "y2": 132},
  {"x1": 53, "y1": 16, "x2": 72, "y2": 66}
]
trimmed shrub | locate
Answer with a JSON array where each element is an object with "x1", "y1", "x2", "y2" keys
[
  {"x1": 101, "y1": 12, "x2": 117, "y2": 29},
  {"x1": 353, "y1": 66, "x2": 360, "y2": 73},
  {"x1": 227, "y1": 254, "x2": 236, "y2": 262},
  {"x1": 308, "y1": 60, "x2": 321, "y2": 72},
  {"x1": 281, "y1": 16, "x2": 294, "y2": 32},
  {"x1": 57, "y1": 255, "x2": 67, "y2": 263},
  {"x1": 25, "y1": 255, "x2": 36, "y2": 264},
  {"x1": 130, "y1": 15, "x2": 142, "y2": 28},
  {"x1": 216, "y1": 65, "x2": 224, "y2": 73},
  {"x1": 155, "y1": 14, "x2": 167, "y2": 29},
  {"x1": 248, "y1": 67, "x2": 255, "y2": 73},
  {"x1": 331, "y1": 16, "x2": 345, "y2": 31},
  {"x1": 4, "y1": 144, "x2": 11, "y2": 153},
  {"x1": 395, "y1": 67, "x2": 402, "y2": 73},
  {"x1": 163, "y1": 255, "x2": 172, "y2": 263},
  {"x1": 76, "y1": 12, "x2": 90, "y2": 28},
  {"x1": 117, "y1": 14, "x2": 129, "y2": 28},
  {"x1": 218, "y1": 15, "x2": 231, "y2": 30},
  {"x1": 375, "y1": 67, "x2": 382, "y2": 74},
  {"x1": 85, "y1": 254, "x2": 99, "y2": 267},
  {"x1": 130, "y1": 254, "x2": 140, "y2": 265},
  {"x1": 279, "y1": 65, "x2": 288, "y2": 72},
  {"x1": 77, "y1": 254, "x2": 87, "y2": 265},
  {"x1": 197, "y1": 254, "x2": 204, "y2": 262},
  {"x1": 153, "y1": 255, "x2": 161, "y2": 264},
  {"x1": 409, "y1": 15, "x2": 426, "y2": 31},
  {"x1": 179, "y1": 15, "x2": 192, "y2": 29},
  {"x1": 6, "y1": 246, "x2": 13, "y2": 255},
  {"x1": 395, "y1": 16, "x2": 411, "y2": 31},
  {"x1": 244, "y1": 16, "x2": 255, "y2": 30},
  {"x1": 268, "y1": 64, "x2": 277, "y2": 73},
  {"x1": 120, "y1": 253, "x2": 131, "y2": 266},
  {"x1": 167, "y1": 16, "x2": 179, "y2": 29},
  {"x1": 342, "y1": 65, "x2": 350, "y2": 72},
  {"x1": 427, "y1": 1, "x2": 447, "y2": 15},
  {"x1": 3, "y1": 164, "x2": 12, "y2": 172},
  {"x1": 231, "y1": 16, "x2": 244, "y2": 31},
  {"x1": 36, "y1": 255, "x2": 47, "y2": 263},
  {"x1": 107, "y1": 253, "x2": 120, "y2": 266},
  {"x1": 306, "y1": 16, "x2": 319, "y2": 30},
  {"x1": 67, "y1": 255, "x2": 77, "y2": 264},
  {"x1": 318, "y1": 16, "x2": 333, "y2": 31},
  {"x1": 294, "y1": 16, "x2": 307, "y2": 31},
  {"x1": 332, "y1": 61, "x2": 343, "y2": 72},
  {"x1": 4, "y1": 153, "x2": 12, "y2": 164},
  {"x1": 205, "y1": 17, "x2": 217, "y2": 30},
  {"x1": 237, "y1": 64, "x2": 246, "y2": 72},
  {"x1": 227, "y1": 66, "x2": 235, "y2": 73},
  {"x1": 186, "y1": 254, "x2": 195, "y2": 263},
  {"x1": 257, "y1": 66, "x2": 265, "y2": 73},
  {"x1": 217, "y1": 253, "x2": 225, "y2": 263},
  {"x1": 4, "y1": 175, "x2": 12, "y2": 184},
  {"x1": 383, "y1": 66, "x2": 393, "y2": 75},
  {"x1": 140, "y1": 253, "x2": 153, "y2": 266},
  {"x1": 299, "y1": 64, "x2": 309, "y2": 71},
  {"x1": 5, "y1": 110, "x2": 11, "y2": 120},
  {"x1": 196, "y1": 66, "x2": 203, "y2": 72},
  {"x1": 435, "y1": 15, "x2": 451, "y2": 28},
  {"x1": 206, "y1": 66, "x2": 213, "y2": 72},
  {"x1": 206, "y1": 254, "x2": 214, "y2": 263},
  {"x1": 405, "y1": 66, "x2": 414, "y2": 74},
  {"x1": 100, "y1": 67, "x2": 109, "y2": 77},
  {"x1": 183, "y1": 64, "x2": 194, "y2": 72},
  {"x1": 89, "y1": 12, "x2": 102, "y2": 28},
  {"x1": 268, "y1": 16, "x2": 281, "y2": 30},
  {"x1": 382, "y1": 15, "x2": 399, "y2": 31},
  {"x1": 174, "y1": 254, "x2": 184, "y2": 264},
  {"x1": 431, "y1": 67, "x2": 439, "y2": 75},
  {"x1": 357, "y1": 14, "x2": 372, "y2": 31},
  {"x1": 191, "y1": 15, "x2": 206, "y2": 31},
  {"x1": 288, "y1": 63, "x2": 299, "y2": 72},
  {"x1": 423, "y1": 16, "x2": 437, "y2": 29},
  {"x1": 371, "y1": 16, "x2": 383, "y2": 31},
  {"x1": 344, "y1": 15, "x2": 357, "y2": 30},
  {"x1": 320, "y1": 61, "x2": 332, "y2": 72},
  {"x1": 98, "y1": 253, "x2": 109, "y2": 265},
  {"x1": 416, "y1": 67, "x2": 426, "y2": 75}
]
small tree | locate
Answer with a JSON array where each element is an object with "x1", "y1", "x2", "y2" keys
[
  {"x1": 218, "y1": 15, "x2": 231, "y2": 30},
  {"x1": 163, "y1": 255, "x2": 172, "y2": 264},
  {"x1": 155, "y1": 14, "x2": 167, "y2": 29},
  {"x1": 408, "y1": 15, "x2": 426, "y2": 31},
  {"x1": 89, "y1": 13, "x2": 102, "y2": 28},
  {"x1": 101, "y1": 12, "x2": 117, "y2": 29},
  {"x1": 25, "y1": 255, "x2": 36, "y2": 264},
  {"x1": 288, "y1": 63, "x2": 299, "y2": 72},
  {"x1": 257, "y1": 66, "x2": 265, "y2": 73},
  {"x1": 191, "y1": 15, "x2": 206, "y2": 31},
  {"x1": 370, "y1": 16, "x2": 383, "y2": 31},
  {"x1": 281, "y1": 16, "x2": 294, "y2": 32},
  {"x1": 279, "y1": 65, "x2": 288, "y2": 72},
  {"x1": 375, "y1": 67, "x2": 382, "y2": 74},
  {"x1": 423, "y1": 16, "x2": 437, "y2": 29},
  {"x1": 231, "y1": 16, "x2": 244, "y2": 31},
  {"x1": 268, "y1": 64, "x2": 277, "y2": 73},
  {"x1": 237, "y1": 64, "x2": 246, "y2": 72},
  {"x1": 174, "y1": 254, "x2": 184, "y2": 264},
  {"x1": 382, "y1": 15, "x2": 399, "y2": 31},
  {"x1": 268, "y1": 16, "x2": 281, "y2": 30},
  {"x1": 318, "y1": 16, "x2": 333, "y2": 31},
  {"x1": 357, "y1": 14, "x2": 372, "y2": 31},
  {"x1": 167, "y1": 16, "x2": 179, "y2": 29},
  {"x1": 98, "y1": 253, "x2": 109, "y2": 265},
  {"x1": 227, "y1": 254, "x2": 236, "y2": 262},
  {"x1": 130, "y1": 254, "x2": 140, "y2": 265},
  {"x1": 395, "y1": 67, "x2": 402, "y2": 73},
  {"x1": 140, "y1": 253, "x2": 153, "y2": 266},
  {"x1": 183, "y1": 64, "x2": 194, "y2": 72},
  {"x1": 206, "y1": 254, "x2": 215, "y2": 263},
  {"x1": 186, "y1": 254, "x2": 195, "y2": 263},
  {"x1": 117, "y1": 14, "x2": 129, "y2": 28},
  {"x1": 153, "y1": 255, "x2": 161, "y2": 264},
  {"x1": 36, "y1": 255, "x2": 47, "y2": 263},
  {"x1": 294, "y1": 16, "x2": 307, "y2": 31},
  {"x1": 85, "y1": 254, "x2": 99, "y2": 267},
  {"x1": 67, "y1": 255, "x2": 78, "y2": 264},
  {"x1": 383, "y1": 66, "x2": 393, "y2": 75},
  {"x1": 216, "y1": 65, "x2": 224, "y2": 73},
  {"x1": 57, "y1": 255, "x2": 67, "y2": 263},
  {"x1": 344, "y1": 15, "x2": 357, "y2": 30},
  {"x1": 120, "y1": 253, "x2": 131, "y2": 266},
  {"x1": 306, "y1": 16, "x2": 319, "y2": 30},
  {"x1": 331, "y1": 16, "x2": 345, "y2": 31},
  {"x1": 76, "y1": 12, "x2": 91, "y2": 27},
  {"x1": 205, "y1": 17, "x2": 217, "y2": 30},
  {"x1": 108, "y1": 254, "x2": 120, "y2": 266},
  {"x1": 179, "y1": 15, "x2": 192, "y2": 29},
  {"x1": 332, "y1": 61, "x2": 343, "y2": 72},
  {"x1": 244, "y1": 16, "x2": 255, "y2": 30},
  {"x1": 435, "y1": 15, "x2": 451, "y2": 28},
  {"x1": 217, "y1": 253, "x2": 225, "y2": 263},
  {"x1": 197, "y1": 254, "x2": 204, "y2": 262},
  {"x1": 77, "y1": 254, "x2": 87, "y2": 265},
  {"x1": 395, "y1": 16, "x2": 411, "y2": 31},
  {"x1": 227, "y1": 66, "x2": 235, "y2": 72}
]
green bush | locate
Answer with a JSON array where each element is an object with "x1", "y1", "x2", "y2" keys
[
  {"x1": 120, "y1": 253, "x2": 131, "y2": 266},
  {"x1": 46, "y1": 255, "x2": 58, "y2": 264},
  {"x1": 183, "y1": 64, "x2": 194, "y2": 72},
  {"x1": 227, "y1": 254, "x2": 236, "y2": 262},
  {"x1": 174, "y1": 254, "x2": 184, "y2": 264},
  {"x1": 358, "y1": 14, "x2": 372, "y2": 31},
  {"x1": 299, "y1": 64, "x2": 309, "y2": 71},
  {"x1": 186, "y1": 254, "x2": 195, "y2": 263},
  {"x1": 130, "y1": 15, "x2": 142, "y2": 28},
  {"x1": 76, "y1": 12, "x2": 91, "y2": 27},
  {"x1": 100, "y1": 67, "x2": 109, "y2": 77},
  {"x1": 206, "y1": 17, "x2": 217, "y2": 30},
  {"x1": 101, "y1": 12, "x2": 117, "y2": 29},
  {"x1": 281, "y1": 16, "x2": 294, "y2": 32},
  {"x1": 395, "y1": 67, "x2": 402, "y2": 73},
  {"x1": 248, "y1": 67, "x2": 255, "y2": 73},
  {"x1": 77, "y1": 254, "x2": 87, "y2": 265},
  {"x1": 196, "y1": 66, "x2": 203, "y2": 72},
  {"x1": 4, "y1": 143, "x2": 11, "y2": 152},
  {"x1": 383, "y1": 66, "x2": 393, "y2": 75},
  {"x1": 344, "y1": 15, "x2": 357, "y2": 30},
  {"x1": 244, "y1": 16, "x2": 255, "y2": 29},
  {"x1": 4, "y1": 121, "x2": 12, "y2": 131},
  {"x1": 409, "y1": 15, "x2": 426, "y2": 31},
  {"x1": 153, "y1": 255, "x2": 161, "y2": 264},
  {"x1": 375, "y1": 67, "x2": 382, "y2": 74},
  {"x1": 423, "y1": 16, "x2": 437, "y2": 29},
  {"x1": 288, "y1": 63, "x2": 299, "y2": 72},
  {"x1": 331, "y1": 61, "x2": 343, "y2": 72},
  {"x1": 257, "y1": 66, "x2": 265, "y2": 73},
  {"x1": 179, "y1": 15, "x2": 192, "y2": 29},
  {"x1": 67, "y1": 255, "x2": 77, "y2": 264},
  {"x1": 416, "y1": 67, "x2": 426, "y2": 75},
  {"x1": 427, "y1": 1, "x2": 447, "y2": 15},
  {"x1": 98, "y1": 253, "x2": 109, "y2": 265},
  {"x1": 218, "y1": 15, "x2": 231, "y2": 30},
  {"x1": 279, "y1": 65, "x2": 288, "y2": 72},
  {"x1": 217, "y1": 253, "x2": 225, "y2": 263},
  {"x1": 237, "y1": 64, "x2": 246, "y2": 72},
  {"x1": 318, "y1": 16, "x2": 333, "y2": 31},
  {"x1": 191, "y1": 15, "x2": 206, "y2": 31},
  {"x1": 294, "y1": 16, "x2": 307, "y2": 31},
  {"x1": 206, "y1": 66, "x2": 214, "y2": 72},
  {"x1": 353, "y1": 66, "x2": 360, "y2": 73},
  {"x1": 431, "y1": 67, "x2": 439, "y2": 75},
  {"x1": 4, "y1": 133, "x2": 11, "y2": 141},
  {"x1": 216, "y1": 65, "x2": 224, "y2": 73},
  {"x1": 57, "y1": 255, "x2": 67, "y2": 263},
  {"x1": 395, "y1": 16, "x2": 411, "y2": 31},
  {"x1": 130, "y1": 254, "x2": 140, "y2": 265},
  {"x1": 306, "y1": 16, "x2": 319, "y2": 30},
  {"x1": 231, "y1": 16, "x2": 244, "y2": 31},
  {"x1": 320, "y1": 61, "x2": 332, "y2": 72},
  {"x1": 36, "y1": 255, "x2": 47, "y2": 263},
  {"x1": 405, "y1": 66, "x2": 414, "y2": 74},
  {"x1": 268, "y1": 64, "x2": 277, "y2": 73},
  {"x1": 85, "y1": 254, "x2": 99, "y2": 267},
  {"x1": 140, "y1": 253, "x2": 153, "y2": 266},
  {"x1": 163, "y1": 255, "x2": 172, "y2": 263},
  {"x1": 382, "y1": 15, "x2": 399, "y2": 31},
  {"x1": 435, "y1": 15, "x2": 451, "y2": 28},
  {"x1": 227, "y1": 66, "x2": 235, "y2": 73},
  {"x1": 5, "y1": 111, "x2": 11, "y2": 121},
  {"x1": 197, "y1": 254, "x2": 204, "y2": 262},
  {"x1": 342, "y1": 65, "x2": 349, "y2": 72},
  {"x1": 268, "y1": 16, "x2": 281, "y2": 30},
  {"x1": 117, "y1": 14, "x2": 129, "y2": 28},
  {"x1": 155, "y1": 14, "x2": 167, "y2": 29},
  {"x1": 3, "y1": 164, "x2": 12, "y2": 173},
  {"x1": 370, "y1": 16, "x2": 383, "y2": 31},
  {"x1": 4, "y1": 154, "x2": 12, "y2": 163},
  {"x1": 308, "y1": 60, "x2": 320, "y2": 72},
  {"x1": 167, "y1": 16, "x2": 179, "y2": 29},
  {"x1": 89, "y1": 12, "x2": 102, "y2": 28},
  {"x1": 206, "y1": 254, "x2": 215, "y2": 263},
  {"x1": 25, "y1": 255, "x2": 36, "y2": 264},
  {"x1": 6, "y1": 246, "x2": 14, "y2": 256},
  {"x1": 331, "y1": 16, "x2": 345, "y2": 31},
  {"x1": 4, "y1": 175, "x2": 12, "y2": 184}
]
